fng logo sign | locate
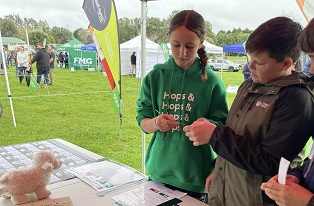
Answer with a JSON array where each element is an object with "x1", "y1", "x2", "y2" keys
[{"x1": 73, "y1": 57, "x2": 93, "y2": 64}]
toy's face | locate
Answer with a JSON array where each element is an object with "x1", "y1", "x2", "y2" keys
[
  {"x1": 33, "y1": 151, "x2": 62, "y2": 171},
  {"x1": 53, "y1": 158, "x2": 62, "y2": 169}
]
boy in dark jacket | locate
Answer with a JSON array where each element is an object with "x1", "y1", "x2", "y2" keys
[
  {"x1": 184, "y1": 17, "x2": 314, "y2": 206},
  {"x1": 260, "y1": 17, "x2": 314, "y2": 206}
]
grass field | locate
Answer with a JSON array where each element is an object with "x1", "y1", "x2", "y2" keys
[{"x1": 1, "y1": 65, "x2": 310, "y2": 172}]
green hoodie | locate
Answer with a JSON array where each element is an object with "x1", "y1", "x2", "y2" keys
[{"x1": 136, "y1": 57, "x2": 228, "y2": 193}]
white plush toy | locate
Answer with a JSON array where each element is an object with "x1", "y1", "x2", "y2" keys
[{"x1": 0, "y1": 150, "x2": 62, "y2": 205}]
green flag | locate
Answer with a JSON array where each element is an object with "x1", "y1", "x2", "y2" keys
[
  {"x1": 29, "y1": 76, "x2": 37, "y2": 92},
  {"x1": 110, "y1": 87, "x2": 120, "y2": 114},
  {"x1": 160, "y1": 43, "x2": 170, "y2": 61}
]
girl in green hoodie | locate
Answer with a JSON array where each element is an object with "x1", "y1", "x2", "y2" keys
[{"x1": 136, "y1": 10, "x2": 228, "y2": 203}]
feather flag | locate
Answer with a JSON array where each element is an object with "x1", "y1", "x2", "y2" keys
[
  {"x1": 296, "y1": 0, "x2": 314, "y2": 21},
  {"x1": 160, "y1": 43, "x2": 170, "y2": 61},
  {"x1": 25, "y1": 28, "x2": 36, "y2": 92},
  {"x1": 83, "y1": 0, "x2": 122, "y2": 128}
]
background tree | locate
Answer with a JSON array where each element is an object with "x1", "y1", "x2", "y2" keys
[
  {"x1": 118, "y1": 17, "x2": 140, "y2": 43},
  {"x1": 73, "y1": 28, "x2": 89, "y2": 44},
  {"x1": 47, "y1": 35, "x2": 56, "y2": 44},
  {"x1": 0, "y1": 11, "x2": 253, "y2": 50},
  {"x1": 86, "y1": 35, "x2": 93, "y2": 44},
  {"x1": 216, "y1": 28, "x2": 252, "y2": 46},
  {"x1": 28, "y1": 30, "x2": 49, "y2": 46},
  {"x1": 0, "y1": 17, "x2": 18, "y2": 37},
  {"x1": 146, "y1": 17, "x2": 167, "y2": 44},
  {"x1": 5, "y1": 14, "x2": 23, "y2": 28},
  {"x1": 23, "y1": 17, "x2": 38, "y2": 30},
  {"x1": 204, "y1": 21, "x2": 217, "y2": 45},
  {"x1": 50, "y1": 26, "x2": 72, "y2": 44},
  {"x1": 37, "y1": 20, "x2": 50, "y2": 33}
]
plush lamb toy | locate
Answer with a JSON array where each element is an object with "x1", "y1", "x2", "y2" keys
[{"x1": 0, "y1": 150, "x2": 62, "y2": 205}]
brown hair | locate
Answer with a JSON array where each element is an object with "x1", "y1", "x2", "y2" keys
[
  {"x1": 300, "y1": 18, "x2": 314, "y2": 53},
  {"x1": 246, "y1": 16, "x2": 302, "y2": 63},
  {"x1": 168, "y1": 10, "x2": 208, "y2": 81}
]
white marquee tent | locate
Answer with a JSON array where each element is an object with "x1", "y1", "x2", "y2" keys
[
  {"x1": 120, "y1": 35, "x2": 165, "y2": 77},
  {"x1": 203, "y1": 41, "x2": 223, "y2": 54}
]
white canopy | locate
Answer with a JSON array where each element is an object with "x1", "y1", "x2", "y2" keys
[
  {"x1": 120, "y1": 35, "x2": 165, "y2": 77},
  {"x1": 203, "y1": 41, "x2": 223, "y2": 54}
]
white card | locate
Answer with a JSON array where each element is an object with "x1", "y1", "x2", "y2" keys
[{"x1": 278, "y1": 157, "x2": 290, "y2": 185}]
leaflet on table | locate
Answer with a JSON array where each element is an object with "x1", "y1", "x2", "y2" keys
[
  {"x1": 111, "y1": 181, "x2": 187, "y2": 206},
  {"x1": 66, "y1": 160, "x2": 146, "y2": 193}
]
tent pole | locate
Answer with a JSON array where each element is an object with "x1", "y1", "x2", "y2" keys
[
  {"x1": 140, "y1": 0, "x2": 148, "y2": 175},
  {"x1": 221, "y1": 53, "x2": 223, "y2": 80},
  {"x1": 0, "y1": 30, "x2": 17, "y2": 127}
]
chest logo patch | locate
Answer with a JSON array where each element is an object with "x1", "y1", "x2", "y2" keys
[{"x1": 256, "y1": 101, "x2": 269, "y2": 109}]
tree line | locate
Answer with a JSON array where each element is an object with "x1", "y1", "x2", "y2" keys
[{"x1": 0, "y1": 11, "x2": 252, "y2": 48}]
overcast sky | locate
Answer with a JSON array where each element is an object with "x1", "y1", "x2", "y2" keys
[{"x1": 0, "y1": 0, "x2": 308, "y2": 34}]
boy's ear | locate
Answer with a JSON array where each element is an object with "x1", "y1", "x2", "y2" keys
[{"x1": 282, "y1": 58, "x2": 293, "y2": 71}]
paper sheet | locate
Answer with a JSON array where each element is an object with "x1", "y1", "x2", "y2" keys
[
  {"x1": 111, "y1": 181, "x2": 186, "y2": 206},
  {"x1": 67, "y1": 160, "x2": 145, "y2": 192},
  {"x1": 278, "y1": 157, "x2": 290, "y2": 185}
]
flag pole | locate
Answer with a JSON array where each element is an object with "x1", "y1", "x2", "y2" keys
[
  {"x1": 0, "y1": 30, "x2": 17, "y2": 127},
  {"x1": 140, "y1": 0, "x2": 149, "y2": 174}
]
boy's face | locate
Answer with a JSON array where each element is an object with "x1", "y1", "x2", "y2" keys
[
  {"x1": 308, "y1": 52, "x2": 314, "y2": 74},
  {"x1": 248, "y1": 51, "x2": 292, "y2": 84}
]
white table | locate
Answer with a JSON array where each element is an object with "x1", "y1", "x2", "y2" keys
[{"x1": 0, "y1": 139, "x2": 208, "y2": 206}]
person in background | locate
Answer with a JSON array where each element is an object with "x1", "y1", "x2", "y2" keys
[
  {"x1": 303, "y1": 57, "x2": 312, "y2": 76},
  {"x1": 16, "y1": 46, "x2": 28, "y2": 82},
  {"x1": 7, "y1": 50, "x2": 13, "y2": 67},
  {"x1": 184, "y1": 16, "x2": 314, "y2": 206},
  {"x1": 242, "y1": 61, "x2": 251, "y2": 81},
  {"x1": 30, "y1": 43, "x2": 50, "y2": 88},
  {"x1": 58, "y1": 52, "x2": 64, "y2": 68},
  {"x1": 64, "y1": 52, "x2": 69, "y2": 69},
  {"x1": 130, "y1": 52, "x2": 136, "y2": 77},
  {"x1": 136, "y1": 10, "x2": 228, "y2": 203},
  {"x1": 260, "y1": 17, "x2": 314, "y2": 206},
  {"x1": 0, "y1": 49, "x2": 3, "y2": 71},
  {"x1": 3, "y1": 48, "x2": 8, "y2": 69},
  {"x1": 48, "y1": 45, "x2": 55, "y2": 85}
]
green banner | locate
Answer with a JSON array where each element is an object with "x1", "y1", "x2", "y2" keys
[
  {"x1": 29, "y1": 76, "x2": 37, "y2": 92},
  {"x1": 110, "y1": 87, "x2": 120, "y2": 114},
  {"x1": 160, "y1": 43, "x2": 170, "y2": 61},
  {"x1": 69, "y1": 50, "x2": 97, "y2": 70}
]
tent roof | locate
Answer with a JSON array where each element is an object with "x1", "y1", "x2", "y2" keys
[
  {"x1": 223, "y1": 41, "x2": 246, "y2": 54},
  {"x1": 81, "y1": 42, "x2": 96, "y2": 51},
  {"x1": 120, "y1": 35, "x2": 160, "y2": 51},
  {"x1": 1, "y1": 37, "x2": 26, "y2": 44},
  {"x1": 56, "y1": 38, "x2": 84, "y2": 51},
  {"x1": 203, "y1": 41, "x2": 223, "y2": 54}
]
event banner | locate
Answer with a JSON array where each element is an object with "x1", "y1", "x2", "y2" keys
[
  {"x1": 83, "y1": 0, "x2": 121, "y2": 114},
  {"x1": 69, "y1": 50, "x2": 97, "y2": 70}
]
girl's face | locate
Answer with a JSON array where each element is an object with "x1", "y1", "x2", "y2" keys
[{"x1": 169, "y1": 25, "x2": 203, "y2": 71}]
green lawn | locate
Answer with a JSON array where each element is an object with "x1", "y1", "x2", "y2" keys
[
  {"x1": 0, "y1": 66, "x2": 243, "y2": 171},
  {"x1": 1, "y1": 66, "x2": 310, "y2": 172}
]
